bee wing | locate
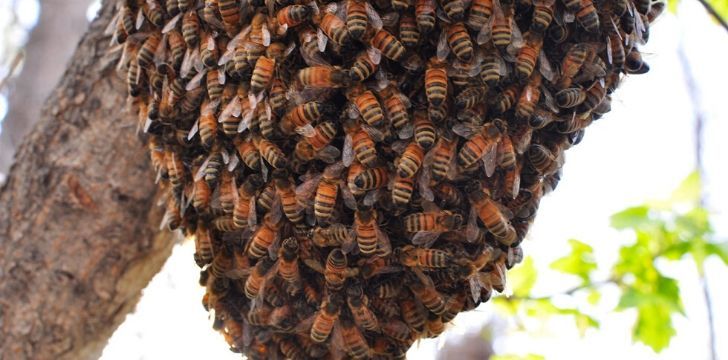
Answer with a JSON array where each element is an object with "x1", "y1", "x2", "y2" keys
[
  {"x1": 186, "y1": 69, "x2": 207, "y2": 91},
  {"x1": 248, "y1": 196, "x2": 258, "y2": 226},
  {"x1": 268, "y1": 233, "x2": 282, "y2": 260},
  {"x1": 316, "y1": 28, "x2": 328, "y2": 52},
  {"x1": 376, "y1": 228, "x2": 392, "y2": 256},
  {"x1": 228, "y1": 153, "x2": 240, "y2": 171},
  {"x1": 367, "y1": 47, "x2": 382, "y2": 65},
  {"x1": 296, "y1": 124, "x2": 316, "y2": 137},
  {"x1": 269, "y1": 195, "x2": 283, "y2": 224},
  {"x1": 390, "y1": 140, "x2": 408, "y2": 154},
  {"x1": 397, "y1": 123, "x2": 414, "y2": 140},
  {"x1": 262, "y1": 23, "x2": 271, "y2": 46},
  {"x1": 295, "y1": 174, "x2": 321, "y2": 202},
  {"x1": 162, "y1": 13, "x2": 182, "y2": 33},
  {"x1": 436, "y1": 29, "x2": 450, "y2": 61},
  {"x1": 538, "y1": 50, "x2": 557, "y2": 83},
  {"x1": 339, "y1": 184, "x2": 358, "y2": 210},
  {"x1": 362, "y1": 189, "x2": 381, "y2": 206},
  {"x1": 316, "y1": 145, "x2": 342, "y2": 164},
  {"x1": 342, "y1": 135, "x2": 354, "y2": 166},
  {"x1": 219, "y1": 96, "x2": 242, "y2": 123},
  {"x1": 195, "y1": 156, "x2": 211, "y2": 181},
  {"x1": 452, "y1": 123, "x2": 479, "y2": 138},
  {"x1": 293, "y1": 313, "x2": 317, "y2": 336},
  {"x1": 226, "y1": 267, "x2": 253, "y2": 279},
  {"x1": 476, "y1": 14, "x2": 494, "y2": 45},
  {"x1": 187, "y1": 119, "x2": 199, "y2": 140},
  {"x1": 506, "y1": 167, "x2": 520, "y2": 199},
  {"x1": 411, "y1": 231, "x2": 440, "y2": 248},
  {"x1": 365, "y1": 3, "x2": 383, "y2": 30},
  {"x1": 466, "y1": 208, "x2": 481, "y2": 243},
  {"x1": 417, "y1": 169, "x2": 435, "y2": 202},
  {"x1": 135, "y1": 8, "x2": 145, "y2": 30},
  {"x1": 482, "y1": 144, "x2": 498, "y2": 177},
  {"x1": 362, "y1": 125, "x2": 385, "y2": 142},
  {"x1": 261, "y1": 160, "x2": 269, "y2": 182},
  {"x1": 381, "y1": 12, "x2": 400, "y2": 27},
  {"x1": 342, "y1": 228, "x2": 358, "y2": 254}
]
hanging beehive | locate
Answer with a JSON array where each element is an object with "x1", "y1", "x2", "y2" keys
[{"x1": 109, "y1": 0, "x2": 662, "y2": 358}]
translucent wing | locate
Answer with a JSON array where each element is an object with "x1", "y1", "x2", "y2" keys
[
  {"x1": 482, "y1": 145, "x2": 498, "y2": 177},
  {"x1": 162, "y1": 13, "x2": 182, "y2": 33},
  {"x1": 412, "y1": 231, "x2": 440, "y2": 248},
  {"x1": 187, "y1": 119, "x2": 199, "y2": 140},
  {"x1": 436, "y1": 30, "x2": 450, "y2": 61},
  {"x1": 366, "y1": 3, "x2": 383, "y2": 30},
  {"x1": 342, "y1": 135, "x2": 354, "y2": 166}
]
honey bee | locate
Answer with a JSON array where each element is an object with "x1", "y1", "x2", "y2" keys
[
  {"x1": 256, "y1": 136, "x2": 288, "y2": 169},
  {"x1": 467, "y1": 0, "x2": 492, "y2": 30},
  {"x1": 251, "y1": 56, "x2": 276, "y2": 94},
  {"x1": 382, "y1": 319, "x2": 414, "y2": 343},
  {"x1": 246, "y1": 213, "x2": 283, "y2": 259},
  {"x1": 345, "y1": 0, "x2": 368, "y2": 40},
  {"x1": 310, "y1": 294, "x2": 341, "y2": 343},
  {"x1": 379, "y1": 83, "x2": 412, "y2": 138},
  {"x1": 337, "y1": 319, "x2": 371, "y2": 359},
  {"x1": 347, "y1": 161, "x2": 367, "y2": 196},
  {"x1": 304, "y1": 162, "x2": 350, "y2": 223},
  {"x1": 354, "y1": 204, "x2": 384, "y2": 255},
  {"x1": 370, "y1": 29, "x2": 406, "y2": 61},
  {"x1": 454, "y1": 86, "x2": 487, "y2": 111},
  {"x1": 277, "y1": 336, "x2": 306, "y2": 360},
  {"x1": 350, "y1": 48, "x2": 381, "y2": 82},
  {"x1": 400, "y1": 297, "x2": 427, "y2": 333},
  {"x1": 446, "y1": 22, "x2": 474, "y2": 62},
  {"x1": 218, "y1": 169, "x2": 236, "y2": 215},
  {"x1": 515, "y1": 73, "x2": 542, "y2": 121},
  {"x1": 347, "y1": 86, "x2": 385, "y2": 127},
  {"x1": 167, "y1": 29, "x2": 186, "y2": 69},
  {"x1": 480, "y1": 50, "x2": 506, "y2": 86},
  {"x1": 346, "y1": 281, "x2": 380, "y2": 332},
  {"x1": 607, "y1": 32, "x2": 626, "y2": 69},
  {"x1": 396, "y1": 244, "x2": 452, "y2": 268},
  {"x1": 295, "y1": 121, "x2": 341, "y2": 163},
  {"x1": 177, "y1": 0, "x2": 192, "y2": 12},
  {"x1": 515, "y1": 33, "x2": 543, "y2": 79},
  {"x1": 489, "y1": 0, "x2": 516, "y2": 49},
  {"x1": 353, "y1": 166, "x2": 389, "y2": 191},
  {"x1": 313, "y1": 223, "x2": 355, "y2": 248},
  {"x1": 277, "y1": 5, "x2": 313, "y2": 31},
  {"x1": 297, "y1": 66, "x2": 350, "y2": 88},
  {"x1": 439, "y1": 0, "x2": 465, "y2": 21},
  {"x1": 273, "y1": 169, "x2": 303, "y2": 223},
  {"x1": 466, "y1": 181, "x2": 516, "y2": 243},
  {"x1": 324, "y1": 249, "x2": 357, "y2": 290},
  {"x1": 453, "y1": 122, "x2": 502, "y2": 171},
  {"x1": 576, "y1": 0, "x2": 600, "y2": 33},
  {"x1": 280, "y1": 101, "x2": 327, "y2": 135},
  {"x1": 442, "y1": 291, "x2": 467, "y2": 322},
  {"x1": 395, "y1": 141, "x2": 424, "y2": 178},
  {"x1": 399, "y1": 13, "x2": 420, "y2": 47},
  {"x1": 403, "y1": 210, "x2": 463, "y2": 247},
  {"x1": 165, "y1": 146, "x2": 185, "y2": 192},
  {"x1": 413, "y1": 110, "x2": 437, "y2": 150},
  {"x1": 425, "y1": 134, "x2": 457, "y2": 181},
  {"x1": 194, "y1": 221, "x2": 214, "y2": 267},
  {"x1": 276, "y1": 237, "x2": 303, "y2": 291},
  {"x1": 625, "y1": 48, "x2": 649, "y2": 74},
  {"x1": 233, "y1": 174, "x2": 263, "y2": 228},
  {"x1": 243, "y1": 259, "x2": 275, "y2": 303},
  {"x1": 317, "y1": 5, "x2": 351, "y2": 46},
  {"x1": 555, "y1": 87, "x2": 586, "y2": 108},
  {"x1": 343, "y1": 120, "x2": 380, "y2": 167},
  {"x1": 415, "y1": 0, "x2": 436, "y2": 34},
  {"x1": 407, "y1": 273, "x2": 446, "y2": 315},
  {"x1": 218, "y1": 0, "x2": 240, "y2": 36},
  {"x1": 424, "y1": 313, "x2": 445, "y2": 337},
  {"x1": 257, "y1": 182, "x2": 276, "y2": 212},
  {"x1": 581, "y1": 80, "x2": 607, "y2": 111},
  {"x1": 234, "y1": 136, "x2": 261, "y2": 170},
  {"x1": 425, "y1": 57, "x2": 448, "y2": 108},
  {"x1": 531, "y1": 0, "x2": 555, "y2": 32},
  {"x1": 142, "y1": 0, "x2": 165, "y2": 27},
  {"x1": 181, "y1": 10, "x2": 200, "y2": 48}
]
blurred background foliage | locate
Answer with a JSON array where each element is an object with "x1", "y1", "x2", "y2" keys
[{"x1": 492, "y1": 172, "x2": 727, "y2": 358}]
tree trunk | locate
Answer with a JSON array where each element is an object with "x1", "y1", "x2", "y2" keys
[{"x1": 0, "y1": 2, "x2": 174, "y2": 359}]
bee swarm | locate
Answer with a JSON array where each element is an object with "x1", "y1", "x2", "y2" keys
[{"x1": 111, "y1": 0, "x2": 661, "y2": 358}]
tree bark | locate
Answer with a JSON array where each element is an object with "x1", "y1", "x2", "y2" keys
[{"x1": 0, "y1": 2, "x2": 174, "y2": 359}]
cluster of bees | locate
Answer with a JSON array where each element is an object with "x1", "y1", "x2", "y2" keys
[{"x1": 108, "y1": 0, "x2": 661, "y2": 358}]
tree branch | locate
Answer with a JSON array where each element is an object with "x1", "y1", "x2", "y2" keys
[{"x1": 695, "y1": 0, "x2": 728, "y2": 34}]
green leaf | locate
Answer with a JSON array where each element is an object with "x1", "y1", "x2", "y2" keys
[
  {"x1": 667, "y1": 0, "x2": 680, "y2": 13},
  {"x1": 707, "y1": 0, "x2": 728, "y2": 22},
  {"x1": 611, "y1": 206, "x2": 650, "y2": 230},
  {"x1": 670, "y1": 171, "x2": 701, "y2": 205},
  {"x1": 587, "y1": 289, "x2": 602, "y2": 305},
  {"x1": 550, "y1": 239, "x2": 597, "y2": 283},
  {"x1": 633, "y1": 302, "x2": 677, "y2": 352},
  {"x1": 705, "y1": 242, "x2": 728, "y2": 266},
  {"x1": 509, "y1": 257, "x2": 538, "y2": 298}
]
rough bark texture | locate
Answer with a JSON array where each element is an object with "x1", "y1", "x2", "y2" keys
[{"x1": 0, "y1": 2, "x2": 174, "y2": 360}]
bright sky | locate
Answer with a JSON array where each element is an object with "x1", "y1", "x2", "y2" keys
[{"x1": 0, "y1": 0, "x2": 725, "y2": 359}]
